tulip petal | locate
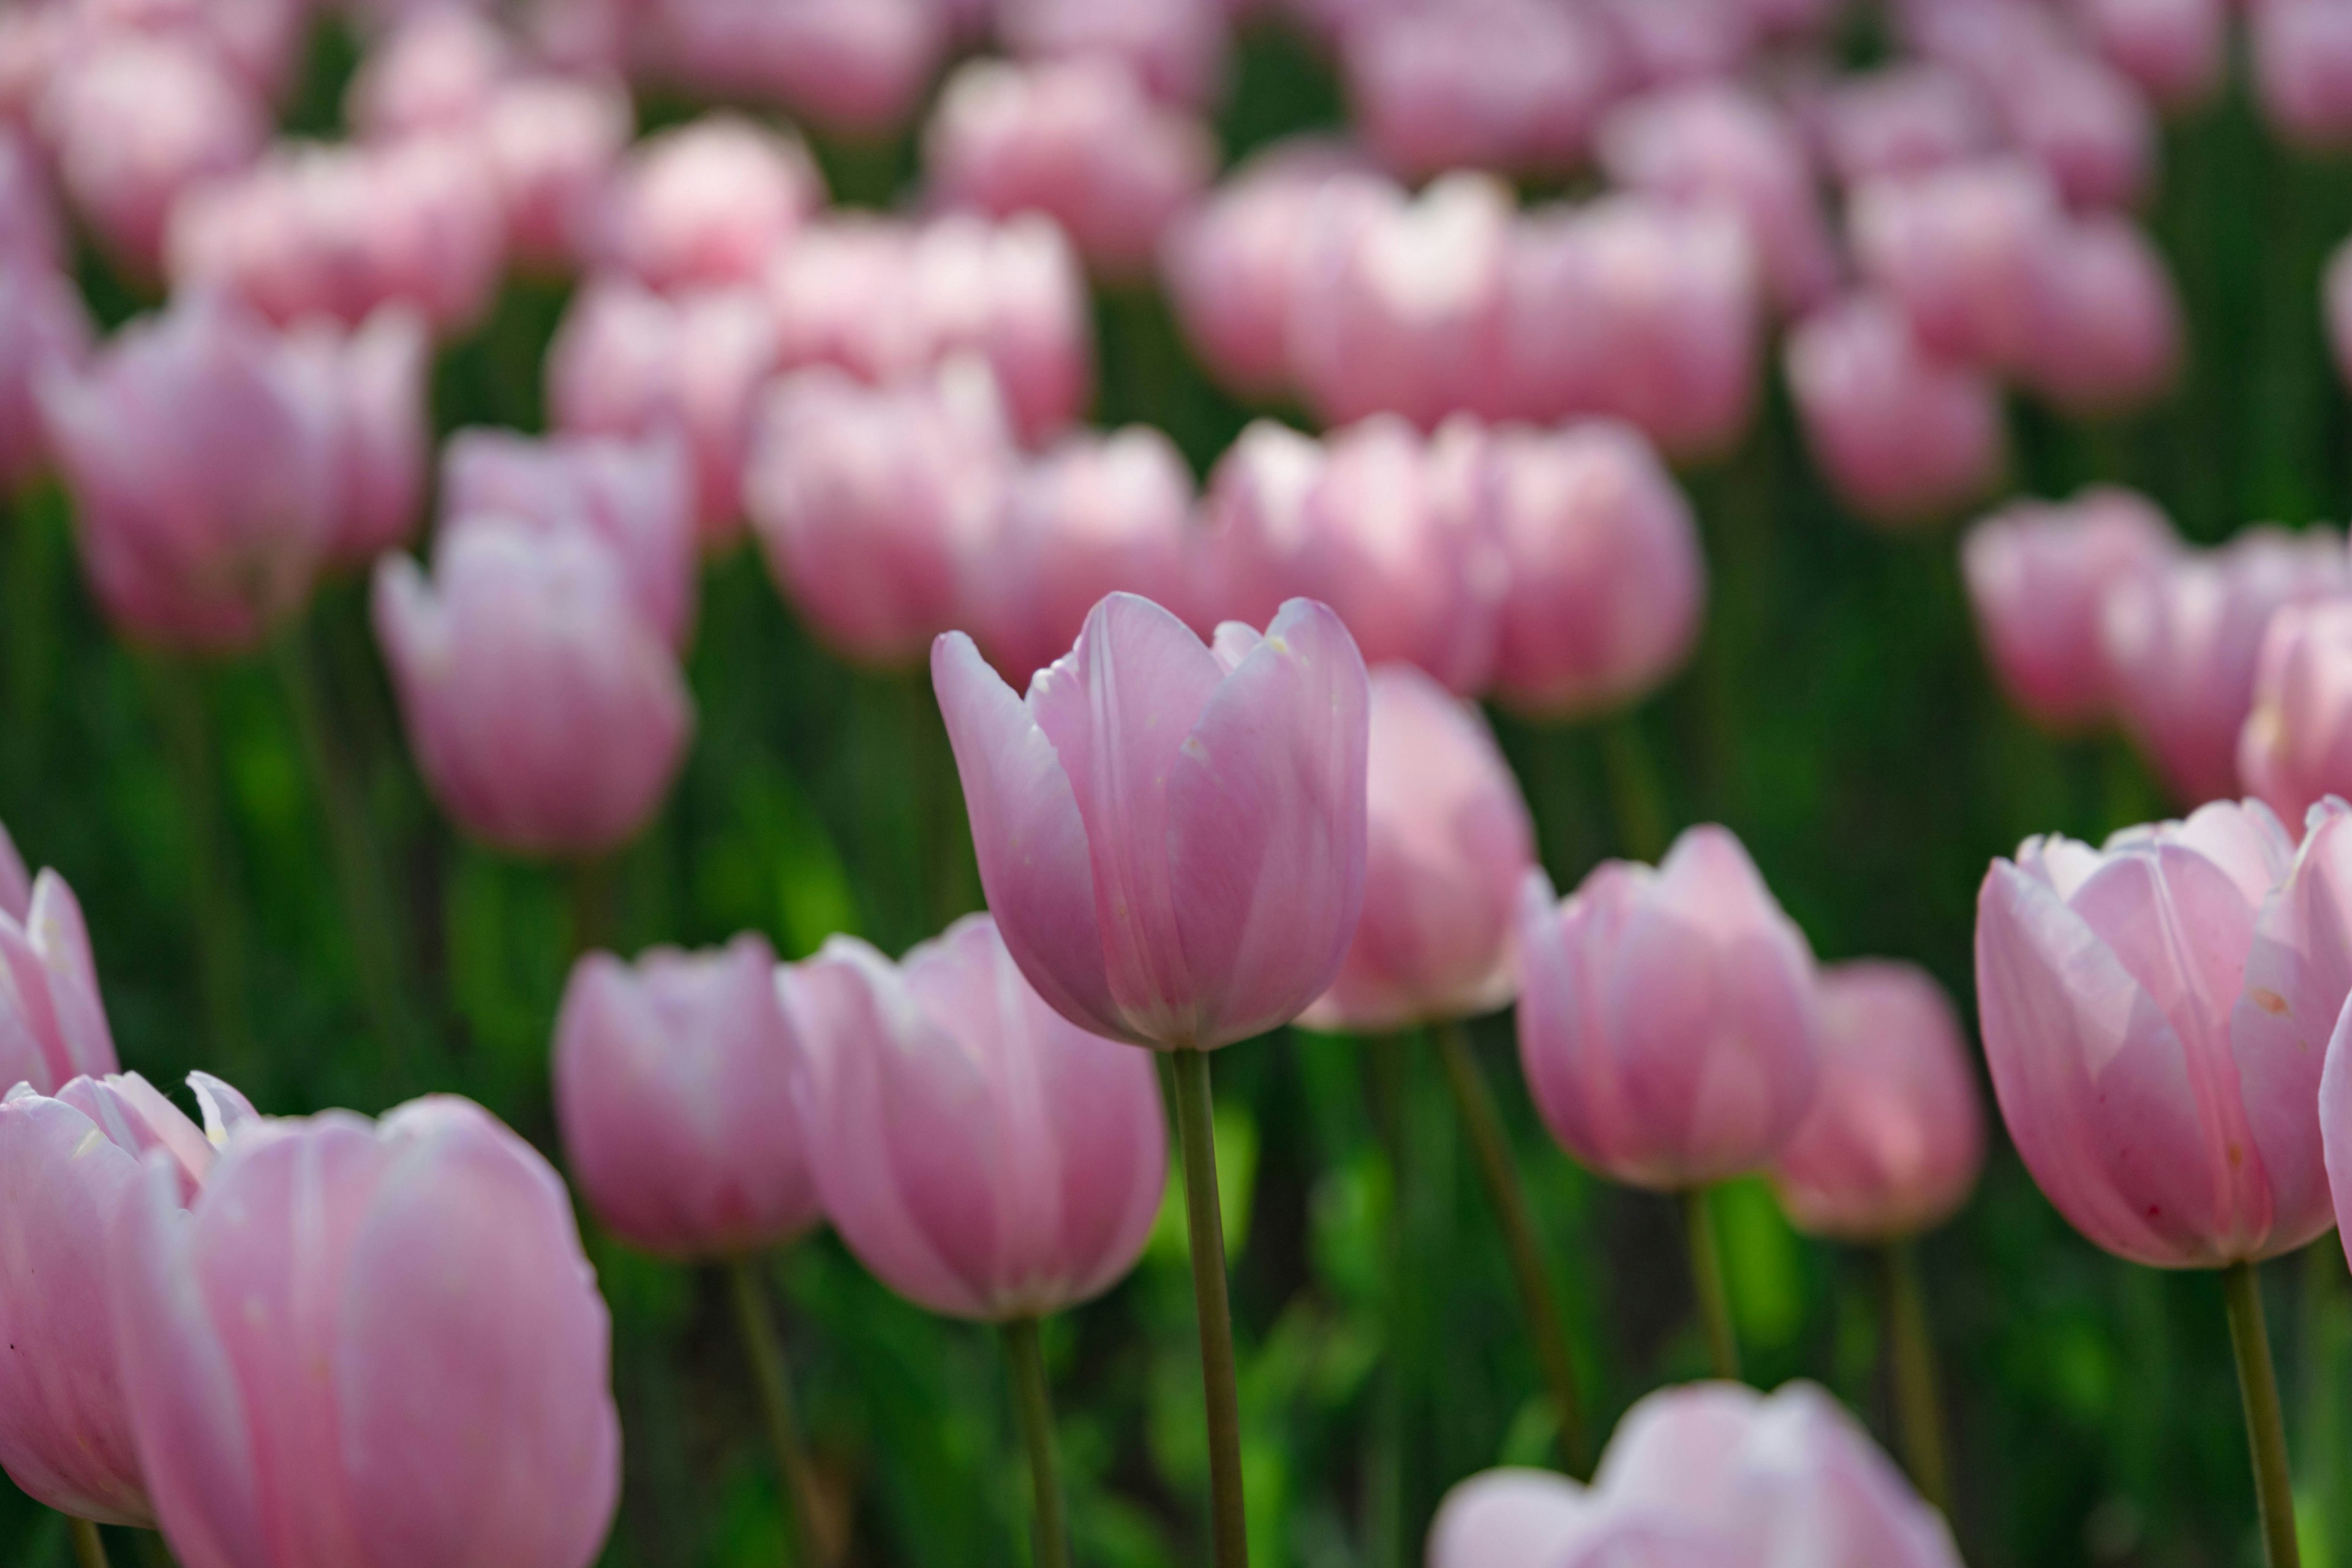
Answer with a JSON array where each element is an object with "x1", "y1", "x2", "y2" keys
[
  {"x1": 22, "y1": 873, "x2": 115, "y2": 1081},
  {"x1": 1426, "y1": 1468, "x2": 1594, "y2": 1568}
]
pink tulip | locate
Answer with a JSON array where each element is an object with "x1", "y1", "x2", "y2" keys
[
  {"x1": 1596, "y1": 83, "x2": 1841, "y2": 315},
  {"x1": 2329, "y1": 235, "x2": 2352, "y2": 393},
  {"x1": 777, "y1": 914, "x2": 1167, "y2": 1319},
  {"x1": 282, "y1": 305, "x2": 433, "y2": 565},
  {"x1": 37, "y1": 293, "x2": 335, "y2": 650},
  {"x1": 0, "y1": 820, "x2": 26, "y2": 922},
  {"x1": 925, "y1": 57, "x2": 1216, "y2": 281},
  {"x1": 596, "y1": 114, "x2": 824, "y2": 293},
  {"x1": 1482, "y1": 420, "x2": 1706, "y2": 718},
  {"x1": 111, "y1": 1095, "x2": 622, "y2": 1568},
  {"x1": 1517, "y1": 825, "x2": 1820, "y2": 1189},
  {"x1": 967, "y1": 423, "x2": 1199, "y2": 685},
  {"x1": 0, "y1": 129, "x2": 63, "y2": 271},
  {"x1": 1849, "y1": 158, "x2": 2065, "y2": 374},
  {"x1": 1587, "y1": 0, "x2": 1758, "y2": 86},
  {"x1": 1772, "y1": 960, "x2": 1985, "y2": 1242},
  {"x1": 1427, "y1": 1469, "x2": 1594, "y2": 1568},
  {"x1": 344, "y1": 6, "x2": 513, "y2": 138},
  {"x1": 1809, "y1": 65, "x2": 2000, "y2": 189},
  {"x1": 0, "y1": 870, "x2": 118, "y2": 1096},
  {"x1": 1784, "y1": 292, "x2": 2007, "y2": 527},
  {"x1": 0, "y1": 1069, "x2": 250, "y2": 1526},
  {"x1": 1300, "y1": 665, "x2": 1534, "y2": 1031},
  {"x1": 2241, "y1": 598, "x2": 2352, "y2": 824},
  {"x1": 0, "y1": 263, "x2": 92, "y2": 495},
  {"x1": 78, "y1": 0, "x2": 308, "y2": 100},
  {"x1": 1988, "y1": 45, "x2": 2156, "y2": 211},
  {"x1": 545, "y1": 277, "x2": 783, "y2": 541},
  {"x1": 1977, "y1": 797, "x2": 2352, "y2": 1265},
  {"x1": 766, "y1": 216, "x2": 930, "y2": 385},
  {"x1": 554, "y1": 933, "x2": 819, "y2": 1258},
  {"x1": 933, "y1": 592, "x2": 1370, "y2": 1050},
  {"x1": 745, "y1": 361, "x2": 1016, "y2": 666},
  {"x1": 2103, "y1": 527, "x2": 2351, "y2": 805},
  {"x1": 481, "y1": 75, "x2": 632, "y2": 274},
  {"x1": 907, "y1": 213, "x2": 1095, "y2": 445},
  {"x1": 1961, "y1": 485, "x2": 2178, "y2": 730},
  {"x1": 2253, "y1": 0, "x2": 2352, "y2": 149},
  {"x1": 1288, "y1": 171, "x2": 1514, "y2": 430},
  {"x1": 2019, "y1": 213, "x2": 2182, "y2": 414},
  {"x1": 651, "y1": 0, "x2": 951, "y2": 136},
  {"x1": 2082, "y1": 0, "x2": 2226, "y2": 110},
  {"x1": 441, "y1": 426, "x2": 699, "y2": 650},
  {"x1": 373, "y1": 522, "x2": 695, "y2": 858},
  {"x1": 997, "y1": 0, "x2": 1230, "y2": 107},
  {"x1": 1339, "y1": 0, "x2": 1618, "y2": 179}
]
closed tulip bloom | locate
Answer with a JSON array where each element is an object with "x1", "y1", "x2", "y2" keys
[
  {"x1": 554, "y1": 933, "x2": 818, "y2": 1258},
  {"x1": 1483, "y1": 420, "x2": 1707, "y2": 717},
  {"x1": 374, "y1": 522, "x2": 694, "y2": 858},
  {"x1": 597, "y1": 115, "x2": 824, "y2": 293},
  {"x1": 111, "y1": 1095, "x2": 622, "y2": 1568},
  {"x1": 0, "y1": 130, "x2": 63, "y2": 271},
  {"x1": 1427, "y1": 1469, "x2": 1593, "y2": 1568},
  {"x1": 652, "y1": 0, "x2": 950, "y2": 136},
  {"x1": 0, "y1": 1069, "x2": 249, "y2": 1526},
  {"x1": 282, "y1": 305, "x2": 433, "y2": 565},
  {"x1": 441, "y1": 427, "x2": 699, "y2": 649},
  {"x1": 1517, "y1": 825, "x2": 1821, "y2": 1188},
  {"x1": 1849, "y1": 158, "x2": 2064, "y2": 374},
  {"x1": 2103, "y1": 526, "x2": 2350, "y2": 805},
  {"x1": 2019, "y1": 214, "x2": 2182, "y2": 415},
  {"x1": 777, "y1": 914, "x2": 1167, "y2": 1319},
  {"x1": 79, "y1": 0, "x2": 309, "y2": 100},
  {"x1": 907, "y1": 213, "x2": 1094, "y2": 445},
  {"x1": 767, "y1": 216, "x2": 930, "y2": 385},
  {"x1": 344, "y1": 6, "x2": 512, "y2": 138},
  {"x1": 0, "y1": 870, "x2": 118, "y2": 1096},
  {"x1": 1302, "y1": 665, "x2": 1535, "y2": 1031},
  {"x1": 2241, "y1": 599, "x2": 2352, "y2": 824},
  {"x1": 1588, "y1": 0, "x2": 1758, "y2": 86},
  {"x1": 2253, "y1": 0, "x2": 2352, "y2": 148},
  {"x1": 998, "y1": 0, "x2": 1230, "y2": 108},
  {"x1": 1340, "y1": 0, "x2": 1617, "y2": 179},
  {"x1": 0, "y1": 264, "x2": 92, "y2": 495},
  {"x1": 483, "y1": 76, "x2": 633, "y2": 274},
  {"x1": 1977, "y1": 798, "x2": 2352, "y2": 1265},
  {"x1": 0, "y1": 820, "x2": 26, "y2": 922},
  {"x1": 1811, "y1": 64, "x2": 2000, "y2": 189},
  {"x1": 745, "y1": 361, "x2": 1016, "y2": 666},
  {"x1": 2084, "y1": 0, "x2": 2225, "y2": 110},
  {"x1": 1985, "y1": 47, "x2": 2155, "y2": 211},
  {"x1": 1961, "y1": 485, "x2": 2177, "y2": 730},
  {"x1": 1785, "y1": 292, "x2": 2007, "y2": 527},
  {"x1": 1773, "y1": 960, "x2": 1985, "y2": 1242},
  {"x1": 37, "y1": 293, "x2": 335, "y2": 650},
  {"x1": 934, "y1": 592, "x2": 1370, "y2": 1050}
]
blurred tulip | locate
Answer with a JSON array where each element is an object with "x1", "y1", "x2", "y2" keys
[
  {"x1": 374, "y1": 521, "x2": 695, "y2": 858},
  {"x1": 113, "y1": 1095, "x2": 622, "y2": 1568},
  {"x1": 1961, "y1": 485, "x2": 2177, "y2": 730},
  {"x1": 998, "y1": 0, "x2": 1229, "y2": 107},
  {"x1": 1301, "y1": 665, "x2": 1535, "y2": 1031},
  {"x1": 1849, "y1": 158, "x2": 2064, "y2": 374},
  {"x1": 1985, "y1": 46, "x2": 2155, "y2": 211},
  {"x1": 925, "y1": 56, "x2": 1216, "y2": 280},
  {"x1": 597, "y1": 114, "x2": 824, "y2": 293},
  {"x1": 908, "y1": 213, "x2": 1094, "y2": 445},
  {"x1": 0, "y1": 1069, "x2": 249, "y2": 1527},
  {"x1": 0, "y1": 129, "x2": 62, "y2": 271},
  {"x1": 1785, "y1": 292, "x2": 2007, "y2": 527},
  {"x1": 2082, "y1": 0, "x2": 2226, "y2": 110},
  {"x1": 485, "y1": 76, "x2": 634, "y2": 274},
  {"x1": 545, "y1": 278, "x2": 783, "y2": 541},
  {"x1": 0, "y1": 264, "x2": 92, "y2": 495},
  {"x1": 37, "y1": 293, "x2": 334, "y2": 650},
  {"x1": 1340, "y1": 0, "x2": 1617, "y2": 180},
  {"x1": 0, "y1": 820, "x2": 26, "y2": 922},
  {"x1": 1810, "y1": 64, "x2": 1999, "y2": 189},
  {"x1": 1482, "y1": 420, "x2": 1706, "y2": 717},
  {"x1": 745, "y1": 361, "x2": 1015, "y2": 666},
  {"x1": 652, "y1": 0, "x2": 951, "y2": 136},
  {"x1": 2103, "y1": 526, "x2": 2350, "y2": 805},
  {"x1": 441, "y1": 426, "x2": 699, "y2": 649},
  {"x1": 1517, "y1": 824, "x2": 1820, "y2": 1189},
  {"x1": 2241, "y1": 598, "x2": 2352, "y2": 824},
  {"x1": 766, "y1": 215, "x2": 929, "y2": 384},
  {"x1": 2019, "y1": 213, "x2": 2182, "y2": 414},
  {"x1": 2253, "y1": 0, "x2": 2352, "y2": 149},
  {"x1": 555, "y1": 933, "x2": 819, "y2": 1258},
  {"x1": 282, "y1": 305, "x2": 433, "y2": 565},
  {"x1": 933, "y1": 592, "x2": 1370, "y2": 1050},
  {"x1": 1426, "y1": 1469, "x2": 1593, "y2": 1568},
  {"x1": 80, "y1": 0, "x2": 309, "y2": 100},
  {"x1": 1977, "y1": 797, "x2": 2352, "y2": 1265},
  {"x1": 1588, "y1": 0, "x2": 1757, "y2": 86},
  {"x1": 345, "y1": 6, "x2": 513, "y2": 137},
  {"x1": 777, "y1": 914, "x2": 1167, "y2": 1319},
  {"x1": 0, "y1": 870, "x2": 118, "y2": 1096}
]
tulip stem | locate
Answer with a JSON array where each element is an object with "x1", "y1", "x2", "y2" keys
[
  {"x1": 1433, "y1": 1020, "x2": 1590, "y2": 1476},
  {"x1": 1003, "y1": 1318, "x2": 1070, "y2": 1568},
  {"x1": 66, "y1": 1518, "x2": 107, "y2": 1568},
  {"x1": 1879, "y1": 1241, "x2": 1952, "y2": 1514},
  {"x1": 1681, "y1": 1186, "x2": 1741, "y2": 1382},
  {"x1": 143, "y1": 658, "x2": 256, "y2": 1082},
  {"x1": 2224, "y1": 1260, "x2": 2302, "y2": 1568},
  {"x1": 568, "y1": 854, "x2": 619, "y2": 960},
  {"x1": 728, "y1": 1257, "x2": 831, "y2": 1568},
  {"x1": 1169, "y1": 1049, "x2": 1250, "y2": 1568},
  {"x1": 1599, "y1": 716, "x2": 1670, "y2": 864}
]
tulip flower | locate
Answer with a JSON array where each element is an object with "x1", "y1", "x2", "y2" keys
[
  {"x1": 373, "y1": 521, "x2": 695, "y2": 859},
  {"x1": 2019, "y1": 214, "x2": 2183, "y2": 417},
  {"x1": 1977, "y1": 798, "x2": 2352, "y2": 1566},
  {"x1": 343, "y1": 6, "x2": 512, "y2": 138},
  {"x1": 596, "y1": 114, "x2": 825, "y2": 293},
  {"x1": 0, "y1": 820, "x2": 26, "y2": 922},
  {"x1": 2253, "y1": 0, "x2": 2352, "y2": 149},
  {"x1": 2083, "y1": 0, "x2": 2226, "y2": 111},
  {"x1": 0, "y1": 1071, "x2": 249, "y2": 1531},
  {"x1": 0, "y1": 263, "x2": 92, "y2": 496},
  {"x1": 781, "y1": 913, "x2": 1167, "y2": 1568},
  {"x1": 1811, "y1": 64, "x2": 2000, "y2": 189},
  {"x1": 482, "y1": 76, "x2": 633, "y2": 275},
  {"x1": 908, "y1": 213, "x2": 1095, "y2": 446},
  {"x1": 1338, "y1": 0, "x2": 1615, "y2": 179},
  {"x1": 1517, "y1": 825, "x2": 1821, "y2": 1376},
  {"x1": 1985, "y1": 46, "x2": 2155, "y2": 213},
  {"x1": 766, "y1": 216, "x2": 930, "y2": 385},
  {"x1": 1962, "y1": 485, "x2": 2178, "y2": 731},
  {"x1": 281, "y1": 305, "x2": 433, "y2": 565},
  {"x1": 2241, "y1": 598, "x2": 2352, "y2": 826},
  {"x1": 0, "y1": 869, "x2": 119, "y2": 1098},
  {"x1": 1588, "y1": 0, "x2": 1758, "y2": 84},
  {"x1": 1849, "y1": 157, "x2": 2065, "y2": 375},
  {"x1": 2102, "y1": 526, "x2": 2350, "y2": 806},
  {"x1": 0, "y1": 129, "x2": 63, "y2": 272},
  {"x1": 652, "y1": 0, "x2": 951, "y2": 136},
  {"x1": 997, "y1": 0, "x2": 1230, "y2": 108},
  {"x1": 111, "y1": 1095, "x2": 622, "y2": 1568}
]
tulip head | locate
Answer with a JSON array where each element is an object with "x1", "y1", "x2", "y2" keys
[{"x1": 595, "y1": 113, "x2": 825, "y2": 293}]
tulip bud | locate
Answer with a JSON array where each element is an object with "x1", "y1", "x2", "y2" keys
[
  {"x1": 652, "y1": 0, "x2": 951, "y2": 137},
  {"x1": 1427, "y1": 1469, "x2": 1593, "y2": 1568},
  {"x1": 2240, "y1": 598, "x2": 2352, "y2": 825},
  {"x1": 778, "y1": 914, "x2": 1167, "y2": 1319},
  {"x1": 1339, "y1": 0, "x2": 1616, "y2": 180},
  {"x1": 79, "y1": 0, "x2": 308, "y2": 100},
  {"x1": 282, "y1": 305, "x2": 433, "y2": 565},
  {"x1": 596, "y1": 113, "x2": 825, "y2": 293},
  {"x1": 1517, "y1": 826, "x2": 1821, "y2": 1189},
  {"x1": 373, "y1": 522, "x2": 695, "y2": 859},
  {"x1": 1811, "y1": 64, "x2": 2000, "y2": 189},
  {"x1": 2083, "y1": 0, "x2": 2226, "y2": 111},
  {"x1": 2018, "y1": 214, "x2": 2182, "y2": 415},
  {"x1": 933, "y1": 592, "x2": 1370, "y2": 1050},
  {"x1": 483, "y1": 75, "x2": 633, "y2": 276},
  {"x1": 111, "y1": 1095, "x2": 622, "y2": 1568},
  {"x1": 997, "y1": 0, "x2": 1230, "y2": 108},
  {"x1": 1986, "y1": 46, "x2": 2155, "y2": 211},
  {"x1": 1849, "y1": 158, "x2": 2065, "y2": 374},
  {"x1": 2253, "y1": 0, "x2": 2352, "y2": 149},
  {"x1": 766, "y1": 216, "x2": 930, "y2": 385},
  {"x1": 0, "y1": 263, "x2": 92, "y2": 496},
  {"x1": 908, "y1": 213, "x2": 1095, "y2": 445},
  {"x1": 344, "y1": 6, "x2": 512, "y2": 138},
  {"x1": 0, "y1": 870, "x2": 118, "y2": 1096}
]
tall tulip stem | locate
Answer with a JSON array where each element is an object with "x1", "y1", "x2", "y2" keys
[
  {"x1": 66, "y1": 1517, "x2": 107, "y2": 1568},
  {"x1": 1170, "y1": 1048, "x2": 1250, "y2": 1568},
  {"x1": 728, "y1": 1257, "x2": 830, "y2": 1568},
  {"x1": 1599, "y1": 716, "x2": 1670, "y2": 864},
  {"x1": 2224, "y1": 1261, "x2": 2302, "y2": 1568},
  {"x1": 1681, "y1": 1186, "x2": 1741, "y2": 1382},
  {"x1": 1879, "y1": 1241, "x2": 1952, "y2": 1513},
  {"x1": 143, "y1": 658, "x2": 255, "y2": 1080},
  {"x1": 568, "y1": 854, "x2": 619, "y2": 960},
  {"x1": 1003, "y1": 1318, "x2": 1070, "y2": 1568},
  {"x1": 1433, "y1": 1020, "x2": 1591, "y2": 1476}
]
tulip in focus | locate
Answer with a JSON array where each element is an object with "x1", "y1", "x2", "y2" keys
[
  {"x1": 1339, "y1": 0, "x2": 1616, "y2": 180},
  {"x1": 112, "y1": 1095, "x2": 622, "y2": 1568},
  {"x1": 2240, "y1": 598, "x2": 2352, "y2": 825},
  {"x1": 0, "y1": 820, "x2": 26, "y2": 922},
  {"x1": 374, "y1": 522, "x2": 695, "y2": 859},
  {"x1": 0, "y1": 264, "x2": 91, "y2": 495},
  {"x1": 597, "y1": 114, "x2": 825, "y2": 293},
  {"x1": 0, "y1": 869, "x2": 118, "y2": 1097}
]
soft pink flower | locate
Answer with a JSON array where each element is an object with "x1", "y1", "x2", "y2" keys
[
  {"x1": 0, "y1": 870, "x2": 118, "y2": 1097},
  {"x1": 2253, "y1": 0, "x2": 2352, "y2": 149},
  {"x1": 1848, "y1": 157, "x2": 2065, "y2": 374},
  {"x1": 282, "y1": 305, "x2": 434, "y2": 565},
  {"x1": 1809, "y1": 64, "x2": 1999, "y2": 189},
  {"x1": 997, "y1": 0, "x2": 1230, "y2": 107},
  {"x1": 0, "y1": 263, "x2": 92, "y2": 495},
  {"x1": 1587, "y1": 0, "x2": 1758, "y2": 86},
  {"x1": 1340, "y1": 0, "x2": 1618, "y2": 180},
  {"x1": 907, "y1": 213, "x2": 1095, "y2": 445},
  {"x1": 766, "y1": 216, "x2": 930, "y2": 385},
  {"x1": 1986, "y1": 44, "x2": 2156, "y2": 210},
  {"x1": 2240, "y1": 598, "x2": 2352, "y2": 824},
  {"x1": 0, "y1": 820, "x2": 27, "y2": 923},
  {"x1": 0, "y1": 129, "x2": 64, "y2": 271},
  {"x1": 1426, "y1": 1469, "x2": 1594, "y2": 1568},
  {"x1": 344, "y1": 6, "x2": 513, "y2": 138},
  {"x1": 484, "y1": 76, "x2": 634, "y2": 274},
  {"x1": 78, "y1": 0, "x2": 307, "y2": 100},
  {"x1": 2018, "y1": 213, "x2": 2182, "y2": 414},
  {"x1": 2082, "y1": 0, "x2": 2226, "y2": 110},
  {"x1": 651, "y1": 0, "x2": 951, "y2": 135},
  {"x1": 596, "y1": 114, "x2": 824, "y2": 293}
]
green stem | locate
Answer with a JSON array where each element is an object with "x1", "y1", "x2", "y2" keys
[
  {"x1": 1433, "y1": 1021, "x2": 1590, "y2": 1477},
  {"x1": 1003, "y1": 1318, "x2": 1070, "y2": 1568},
  {"x1": 2225, "y1": 1261, "x2": 2302, "y2": 1568},
  {"x1": 1169, "y1": 1049, "x2": 1250, "y2": 1568},
  {"x1": 1681, "y1": 1187, "x2": 1741, "y2": 1382},
  {"x1": 67, "y1": 1517, "x2": 108, "y2": 1568},
  {"x1": 728, "y1": 1257, "x2": 831, "y2": 1568},
  {"x1": 567, "y1": 854, "x2": 620, "y2": 961},
  {"x1": 143, "y1": 658, "x2": 255, "y2": 1084},
  {"x1": 1599, "y1": 715, "x2": 1670, "y2": 864},
  {"x1": 1366, "y1": 1036, "x2": 1407, "y2": 1568},
  {"x1": 1879, "y1": 1242, "x2": 1952, "y2": 1514}
]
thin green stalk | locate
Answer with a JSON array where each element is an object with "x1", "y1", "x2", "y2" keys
[
  {"x1": 1366, "y1": 1035, "x2": 1408, "y2": 1568},
  {"x1": 1433, "y1": 1021, "x2": 1590, "y2": 1476},
  {"x1": 1599, "y1": 717, "x2": 1670, "y2": 865},
  {"x1": 1681, "y1": 1187, "x2": 1741, "y2": 1382},
  {"x1": 728, "y1": 1257, "x2": 830, "y2": 1568},
  {"x1": 1879, "y1": 1242, "x2": 1952, "y2": 1514},
  {"x1": 1003, "y1": 1318, "x2": 1069, "y2": 1568},
  {"x1": 2224, "y1": 1261, "x2": 2302, "y2": 1568},
  {"x1": 143, "y1": 658, "x2": 255, "y2": 1082},
  {"x1": 1169, "y1": 1049, "x2": 1250, "y2": 1568},
  {"x1": 568, "y1": 854, "x2": 620, "y2": 960},
  {"x1": 67, "y1": 1517, "x2": 108, "y2": 1568}
]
